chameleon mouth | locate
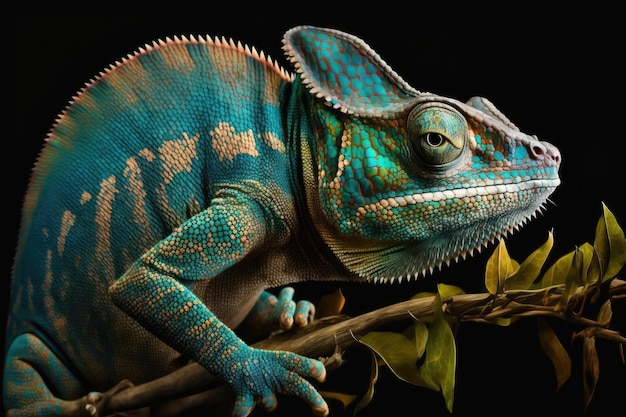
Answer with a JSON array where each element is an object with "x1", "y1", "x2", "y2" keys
[{"x1": 371, "y1": 178, "x2": 561, "y2": 208}]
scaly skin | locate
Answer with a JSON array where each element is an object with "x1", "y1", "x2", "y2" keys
[{"x1": 4, "y1": 26, "x2": 560, "y2": 416}]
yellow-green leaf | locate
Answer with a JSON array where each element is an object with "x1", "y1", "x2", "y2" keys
[
  {"x1": 594, "y1": 202, "x2": 626, "y2": 282},
  {"x1": 504, "y1": 231, "x2": 554, "y2": 290},
  {"x1": 359, "y1": 330, "x2": 436, "y2": 390},
  {"x1": 534, "y1": 249, "x2": 575, "y2": 289},
  {"x1": 319, "y1": 348, "x2": 380, "y2": 415},
  {"x1": 559, "y1": 247, "x2": 584, "y2": 310},
  {"x1": 352, "y1": 349, "x2": 379, "y2": 415},
  {"x1": 485, "y1": 239, "x2": 519, "y2": 294},
  {"x1": 419, "y1": 295, "x2": 456, "y2": 412},
  {"x1": 582, "y1": 336, "x2": 600, "y2": 411},
  {"x1": 537, "y1": 318, "x2": 571, "y2": 390},
  {"x1": 406, "y1": 319, "x2": 429, "y2": 359},
  {"x1": 491, "y1": 316, "x2": 521, "y2": 327},
  {"x1": 597, "y1": 299, "x2": 612, "y2": 327},
  {"x1": 437, "y1": 283, "x2": 466, "y2": 300},
  {"x1": 411, "y1": 291, "x2": 436, "y2": 300},
  {"x1": 578, "y1": 242, "x2": 601, "y2": 286}
]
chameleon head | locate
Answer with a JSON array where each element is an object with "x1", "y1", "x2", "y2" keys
[{"x1": 284, "y1": 26, "x2": 561, "y2": 282}]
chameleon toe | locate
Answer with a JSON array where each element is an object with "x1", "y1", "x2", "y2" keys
[{"x1": 260, "y1": 392, "x2": 278, "y2": 412}]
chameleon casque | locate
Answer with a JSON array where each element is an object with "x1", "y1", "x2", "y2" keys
[{"x1": 4, "y1": 25, "x2": 561, "y2": 416}]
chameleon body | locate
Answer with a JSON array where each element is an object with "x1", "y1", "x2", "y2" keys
[{"x1": 4, "y1": 26, "x2": 561, "y2": 416}]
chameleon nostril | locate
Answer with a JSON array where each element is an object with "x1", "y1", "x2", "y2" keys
[
  {"x1": 530, "y1": 142, "x2": 561, "y2": 166},
  {"x1": 530, "y1": 143, "x2": 546, "y2": 159}
]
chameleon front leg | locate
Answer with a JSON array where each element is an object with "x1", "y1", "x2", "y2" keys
[{"x1": 108, "y1": 192, "x2": 328, "y2": 417}]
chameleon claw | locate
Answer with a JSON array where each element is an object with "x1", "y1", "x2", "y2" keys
[
  {"x1": 312, "y1": 403, "x2": 330, "y2": 417},
  {"x1": 260, "y1": 392, "x2": 278, "y2": 412},
  {"x1": 82, "y1": 392, "x2": 102, "y2": 416},
  {"x1": 279, "y1": 309, "x2": 295, "y2": 329},
  {"x1": 309, "y1": 358, "x2": 327, "y2": 383},
  {"x1": 232, "y1": 396, "x2": 256, "y2": 417},
  {"x1": 297, "y1": 375, "x2": 329, "y2": 417},
  {"x1": 85, "y1": 403, "x2": 98, "y2": 416},
  {"x1": 78, "y1": 380, "x2": 135, "y2": 417},
  {"x1": 277, "y1": 287, "x2": 296, "y2": 330},
  {"x1": 277, "y1": 287, "x2": 316, "y2": 329},
  {"x1": 86, "y1": 392, "x2": 102, "y2": 404},
  {"x1": 295, "y1": 300, "x2": 316, "y2": 327}
]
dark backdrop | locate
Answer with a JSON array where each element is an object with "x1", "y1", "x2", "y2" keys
[{"x1": 7, "y1": 10, "x2": 625, "y2": 416}]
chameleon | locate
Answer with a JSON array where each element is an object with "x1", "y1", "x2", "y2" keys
[{"x1": 4, "y1": 25, "x2": 561, "y2": 417}]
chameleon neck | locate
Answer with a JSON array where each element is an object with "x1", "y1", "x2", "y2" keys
[{"x1": 286, "y1": 81, "x2": 399, "y2": 282}]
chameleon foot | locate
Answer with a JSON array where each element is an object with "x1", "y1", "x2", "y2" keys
[{"x1": 80, "y1": 379, "x2": 143, "y2": 417}]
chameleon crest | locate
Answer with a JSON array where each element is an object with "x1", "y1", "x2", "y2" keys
[{"x1": 4, "y1": 26, "x2": 560, "y2": 416}]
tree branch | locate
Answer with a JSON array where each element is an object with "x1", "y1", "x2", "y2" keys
[{"x1": 104, "y1": 278, "x2": 625, "y2": 415}]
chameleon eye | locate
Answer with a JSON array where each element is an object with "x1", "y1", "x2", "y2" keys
[
  {"x1": 407, "y1": 104, "x2": 467, "y2": 166},
  {"x1": 424, "y1": 132, "x2": 445, "y2": 147}
]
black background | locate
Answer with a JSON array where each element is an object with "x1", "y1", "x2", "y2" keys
[{"x1": 7, "y1": 10, "x2": 625, "y2": 416}]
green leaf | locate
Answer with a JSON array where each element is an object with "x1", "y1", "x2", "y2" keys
[
  {"x1": 594, "y1": 202, "x2": 626, "y2": 282},
  {"x1": 419, "y1": 294, "x2": 457, "y2": 412},
  {"x1": 359, "y1": 329, "x2": 436, "y2": 390},
  {"x1": 485, "y1": 239, "x2": 519, "y2": 294},
  {"x1": 537, "y1": 318, "x2": 571, "y2": 390},
  {"x1": 504, "y1": 231, "x2": 554, "y2": 290}
]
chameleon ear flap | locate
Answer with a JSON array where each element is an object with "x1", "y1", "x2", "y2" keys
[{"x1": 283, "y1": 26, "x2": 421, "y2": 118}]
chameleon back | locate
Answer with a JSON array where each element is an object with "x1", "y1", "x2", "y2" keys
[{"x1": 7, "y1": 37, "x2": 293, "y2": 391}]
